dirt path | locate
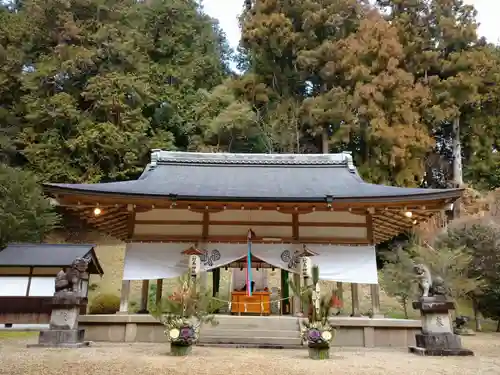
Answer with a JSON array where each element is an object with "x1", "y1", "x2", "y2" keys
[{"x1": 1, "y1": 334, "x2": 499, "y2": 375}]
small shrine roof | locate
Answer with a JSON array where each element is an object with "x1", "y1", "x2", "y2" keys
[{"x1": 0, "y1": 243, "x2": 104, "y2": 275}]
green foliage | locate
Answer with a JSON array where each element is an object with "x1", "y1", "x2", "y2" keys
[
  {"x1": 436, "y1": 221, "x2": 500, "y2": 325},
  {"x1": 152, "y1": 273, "x2": 222, "y2": 324},
  {"x1": 476, "y1": 285, "x2": 500, "y2": 331},
  {"x1": 415, "y1": 244, "x2": 481, "y2": 302},
  {"x1": 379, "y1": 247, "x2": 417, "y2": 319},
  {"x1": 0, "y1": 0, "x2": 229, "y2": 183},
  {"x1": 88, "y1": 293, "x2": 120, "y2": 314},
  {"x1": 0, "y1": 163, "x2": 59, "y2": 249},
  {"x1": 289, "y1": 266, "x2": 338, "y2": 348},
  {"x1": 289, "y1": 265, "x2": 340, "y2": 324}
]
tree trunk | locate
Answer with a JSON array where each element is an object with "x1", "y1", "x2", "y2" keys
[
  {"x1": 473, "y1": 298, "x2": 482, "y2": 332},
  {"x1": 321, "y1": 128, "x2": 329, "y2": 154},
  {"x1": 497, "y1": 319, "x2": 500, "y2": 333},
  {"x1": 451, "y1": 115, "x2": 463, "y2": 219},
  {"x1": 452, "y1": 116, "x2": 463, "y2": 186},
  {"x1": 403, "y1": 298, "x2": 409, "y2": 319}
]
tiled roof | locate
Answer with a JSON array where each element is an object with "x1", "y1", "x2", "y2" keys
[
  {"x1": 44, "y1": 151, "x2": 462, "y2": 203},
  {"x1": 0, "y1": 244, "x2": 104, "y2": 275}
]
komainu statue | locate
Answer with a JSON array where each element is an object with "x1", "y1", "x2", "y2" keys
[
  {"x1": 414, "y1": 264, "x2": 447, "y2": 298},
  {"x1": 54, "y1": 257, "x2": 89, "y2": 297}
]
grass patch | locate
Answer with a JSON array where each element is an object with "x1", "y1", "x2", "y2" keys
[{"x1": 0, "y1": 331, "x2": 37, "y2": 339}]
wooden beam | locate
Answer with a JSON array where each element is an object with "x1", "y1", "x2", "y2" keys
[
  {"x1": 292, "y1": 213, "x2": 299, "y2": 240},
  {"x1": 366, "y1": 215, "x2": 374, "y2": 245},
  {"x1": 130, "y1": 234, "x2": 370, "y2": 245},
  {"x1": 127, "y1": 204, "x2": 136, "y2": 239},
  {"x1": 52, "y1": 193, "x2": 453, "y2": 213},
  {"x1": 99, "y1": 220, "x2": 128, "y2": 232},
  {"x1": 202, "y1": 212, "x2": 209, "y2": 239},
  {"x1": 133, "y1": 219, "x2": 367, "y2": 228}
]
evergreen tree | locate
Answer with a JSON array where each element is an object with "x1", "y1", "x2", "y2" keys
[{"x1": 0, "y1": 164, "x2": 59, "y2": 249}]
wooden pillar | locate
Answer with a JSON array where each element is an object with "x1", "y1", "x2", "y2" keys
[
  {"x1": 155, "y1": 279, "x2": 163, "y2": 306},
  {"x1": 139, "y1": 280, "x2": 149, "y2": 313},
  {"x1": 26, "y1": 267, "x2": 34, "y2": 296},
  {"x1": 292, "y1": 273, "x2": 301, "y2": 316},
  {"x1": 370, "y1": 284, "x2": 382, "y2": 318},
  {"x1": 212, "y1": 268, "x2": 221, "y2": 297},
  {"x1": 337, "y1": 281, "x2": 344, "y2": 314},
  {"x1": 351, "y1": 283, "x2": 360, "y2": 317},
  {"x1": 119, "y1": 280, "x2": 131, "y2": 313},
  {"x1": 280, "y1": 269, "x2": 290, "y2": 315}
]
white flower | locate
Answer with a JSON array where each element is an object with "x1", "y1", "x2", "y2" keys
[
  {"x1": 169, "y1": 328, "x2": 180, "y2": 339},
  {"x1": 321, "y1": 331, "x2": 332, "y2": 341}
]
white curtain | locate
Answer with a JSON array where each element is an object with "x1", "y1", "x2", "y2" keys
[
  {"x1": 123, "y1": 243, "x2": 188, "y2": 280},
  {"x1": 251, "y1": 244, "x2": 302, "y2": 273},
  {"x1": 202, "y1": 244, "x2": 248, "y2": 270},
  {"x1": 306, "y1": 244, "x2": 378, "y2": 284},
  {"x1": 122, "y1": 243, "x2": 378, "y2": 284},
  {"x1": 28, "y1": 277, "x2": 56, "y2": 296},
  {"x1": 0, "y1": 277, "x2": 29, "y2": 296}
]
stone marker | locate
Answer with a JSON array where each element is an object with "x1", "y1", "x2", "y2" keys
[
  {"x1": 408, "y1": 264, "x2": 473, "y2": 356},
  {"x1": 28, "y1": 257, "x2": 90, "y2": 348}
]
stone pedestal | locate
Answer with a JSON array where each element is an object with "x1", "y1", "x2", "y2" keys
[
  {"x1": 28, "y1": 329, "x2": 90, "y2": 348},
  {"x1": 28, "y1": 293, "x2": 90, "y2": 348},
  {"x1": 408, "y1": 297, "x2": 473, "y2": 356}
]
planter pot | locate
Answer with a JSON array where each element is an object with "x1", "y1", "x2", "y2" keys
[
  {"x1": 308, "y1": 346, "x2": 330, "y2": 360},
  {"x1": 170, "y1": 343, "x2": 193, "y2": 356}
]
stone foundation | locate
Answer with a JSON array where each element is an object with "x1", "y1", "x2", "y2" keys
[
  {"x1": 78, "y1": 314, "x2": 421, "y2": 348},
  {"x1": 27, "y1": 329, "x2": 90, "y2": 348},
  {"x1": 408, "y1": 346, "x2": 474, "y2": 356},
  {"x1": 409, "y1": 296, "x2": 474, "y2": 357}
]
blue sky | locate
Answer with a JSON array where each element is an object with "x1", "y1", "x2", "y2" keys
[{"x1": 202, "y1": 0, "x2": 500, "y2": 50}]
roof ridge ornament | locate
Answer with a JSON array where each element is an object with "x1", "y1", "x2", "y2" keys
[
  {"x1": 149, "y1": 150, "x2": 355, "y2": 166},
  {"x1": 150, "y1": 149, "x2": 161, "y2": 167},
  {"x1": 341, "y1": 151, "x2": 356, "y2": 173}
]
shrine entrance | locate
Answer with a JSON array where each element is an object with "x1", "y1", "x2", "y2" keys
[{"x1": 208, "y1": 254, "x2": 292, "y2": 316}]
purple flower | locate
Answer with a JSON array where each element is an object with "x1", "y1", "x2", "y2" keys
[
  {"x1": 180, "y1": 327, "x2": 194, "y2": 339},
  {"x1": 307, "y1": 329, "x2": 321, "y2": 341}
]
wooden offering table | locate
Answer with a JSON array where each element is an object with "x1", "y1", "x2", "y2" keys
[{"x1": 231, "y1": 291, "x2": 271, "y2": 315}]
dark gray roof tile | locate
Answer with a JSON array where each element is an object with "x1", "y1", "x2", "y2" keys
[
  {"x1": 0, "y1": 244, "x2": 103, "y2": 275},
  {"x1": 44, "y1": 151, "x2": 463, "y2": 203}
]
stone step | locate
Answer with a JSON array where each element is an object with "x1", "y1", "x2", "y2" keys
[
  {"x1": 197, "y1": 343, "x2": 303, "y2": 349},
  {"x1": 199, "y1": 336, "x2": 302, "y2": 346},
  {"x1": 203, "y1": 317, "x2": 299, "y2": 331},
  {"x1": 200, "y1": 329, "x2": 300, "y2": 338}
]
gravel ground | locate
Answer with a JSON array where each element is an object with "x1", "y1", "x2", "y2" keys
[{"x1": 1, "y1": 334, "x2": 499, "y2": 375}]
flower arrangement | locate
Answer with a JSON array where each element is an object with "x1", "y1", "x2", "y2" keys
[
  {"x1": 152, "y1": 273, "x2": 221, "y2": 356},
  {"x1": 163, "y1": 315, "x2": 200, "y2": 347},
  {"x1": 290, "y1": 265, "x2": 341, "y2": 360}
]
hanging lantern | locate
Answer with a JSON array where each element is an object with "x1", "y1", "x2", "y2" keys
[
  {"x1": 301, "y1": 256, "x2": 312, "y2": 278},
  {"x1": 314, "y1": 283, "x2": 321, "y2": 315},
  {"x1": 189, "y1": 255, "x2": 200, "y2": 278}
]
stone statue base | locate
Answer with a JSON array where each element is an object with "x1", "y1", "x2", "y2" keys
[
  {"x1": 409, "y1": 297, "x2": 474, "y2": 357},
  {"x1": 454, "y1": 327, "x2": 476, "y2": 336},
  {"x1": 27, "y1": 329, "x2": 90, "y2": 348},
  {"x1": 28, "y1": 294, "x2": 90, "y2": 348}
]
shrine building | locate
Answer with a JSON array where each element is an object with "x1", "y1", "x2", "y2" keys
[{"x1": 42, "y1": 150, "x2": 462, "y2": 346}]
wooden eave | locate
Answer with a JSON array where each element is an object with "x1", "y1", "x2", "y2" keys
[{"x1": 47, "y1": 188, "x2": 461, "y2": 246}]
